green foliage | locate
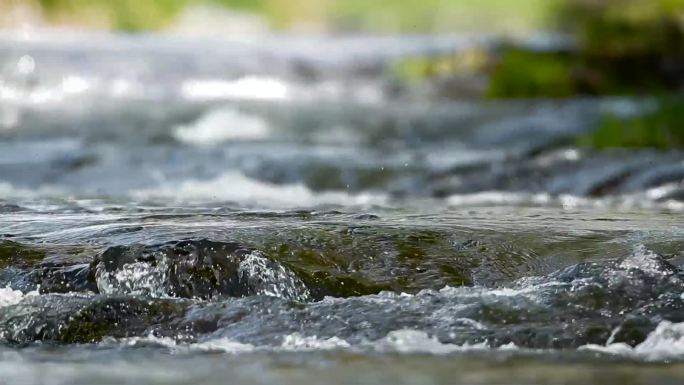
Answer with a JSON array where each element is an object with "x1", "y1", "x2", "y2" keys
[
  {"x1": 32, "y1": 0, "x2": 564, "y2": 33},
  {"x1": 486, "y1": 50, "x2": 576, "y2": 98},
  {"x1": 38, "y1": 0, "x2": 189, "y2": 31},
  {"x1": 487, "y1": 0, "x2": 684, "y2": 98},
  {"x1": 391, "y1": 50, "x2": 489, "y2": 81},
  {"x1": 331, "y1": 0, "x2": 564, "y2": 33},
  {"x1": 579, "y1": 98, "x2": 684, "y2": 149},
  {"x1": 559, "y1": 0, "x2": 684, "y2": 56}
]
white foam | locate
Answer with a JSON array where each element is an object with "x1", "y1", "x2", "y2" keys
[
  {"x1": 446, "y1": 190, "x2": 684, "y2": 212},
  {"x1": 645, "y1": 182, "x2": 682, "y2": 200},
  {"x1": 280, "y1": 333, "x2": 351, "y2": 351},
  {"x1": 0, "y1": 287, "x2": 27, "y2": 307},
  {"x1": 372, "y1": 329, "x2": 496, "y2": 354},
  {"x1": 119, "y1": 334, "x2": 255, "y2": 353},
  {"x1": 436, "y1": 282, "x2": 562, "y2": 300},
  {"x1": 131, "y1": 171, "x2": 388, "y2": 208},
  {"x1": 122, "y1": 329, "x2": 518, "y2": 355},
  {"x1": 173, "y1": 107, "x2": 271, "y2": 145},
  {"x1": 447, "y1": 192, "x2": 551, "y2": 206},
  {"x1": 118, "y1": 333, "x2": 347, "y2": 353},
  {"x1": 191, "y1": 338, "x2": 256, "y2": 353},
  {"x1": 0, "y1": 286, "x2": 38, "y2": 308},
  {"x1": 580, "y1": 321, "x2": 684, "y2": 361}
]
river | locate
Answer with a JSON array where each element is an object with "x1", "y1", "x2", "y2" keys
[{"x1": 0, "y1": 32, "x2": 683, "y2": 385}]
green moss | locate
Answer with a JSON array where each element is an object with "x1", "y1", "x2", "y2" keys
[
  {"x1": 262, "y1": 226, "x2": 478, "y2": 298},
  {"x1": 487, "y1": 50, "x2": 576, "y2": 98},
  {"x1": 0, "y1": 241, "x2": 45, "y2": 268},
  {"x1": 295, "y1": 270, "x2": 392, "y2": 298},
  {"x1": 57, "y1": 298, "x2": 185, "y2": 343},
  {"x1": 439, "y1": 264, "x2": 471, "y2": 287},
  {"x1": 579, "y1": 98, "x2": 684, "y2": 149}
]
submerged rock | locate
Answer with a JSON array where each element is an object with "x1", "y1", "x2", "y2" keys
[
  {"x1": 0, "y1": 245, "x2": 681, "y2": 350},
  {"x1": 0, "y1": 241, "x2": 94, "y2": 293},
  {"x1": 91, "y1": 239, "x2": 310, "y2": 301},
  {"x1": 0, "y1": 294, "x2": 188, "y2": 345},
  {"x1": 0, "y1": 241, "x2": 45, "y2": 269},
  {"x1": 186, "y1": 246, "x2": 684, "y2": 350},
  {"x1": 38, "y1": 263, "x2": 93, "y2": 294}
]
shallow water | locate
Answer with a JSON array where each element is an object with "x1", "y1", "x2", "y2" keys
[{"x1": 0, "y1": 32, "x2": 683, "y2": 385}]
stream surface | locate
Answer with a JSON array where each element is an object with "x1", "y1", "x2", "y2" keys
[{"x1": 0, "y1": 32, "x2": 683, "y2": 385}]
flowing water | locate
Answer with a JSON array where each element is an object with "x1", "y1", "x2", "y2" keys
[{"x1": 0, "y1": 32, "x2": 683, "y2": 385}]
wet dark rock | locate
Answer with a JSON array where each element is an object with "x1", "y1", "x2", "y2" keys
[
  {"x1": 0, "y1": 241, "x2": 98, "y2": 293},
  {"x1": 267, "y1": 227, "x2": 479, "y2": 299},
  {"x1": 0, "y1": 247, "x2": 681, "y2": 350},
  {"x1": 196, "y1": 248, "x2": 684, "y2": 349},
  {"x1": 353, "y1": 213, "x2": 380, "y2": 220},
  {"x1": 91, "y1": 239, "x2": 309, "y2": 301},
  {"x1": 0, "y1": 294, "x2": 188, "y2": 345},
  {"x1": 0, "y1": 204, "x2": 29, "y2": 213},
  {"x1": 0, "y1": 268, "x2": 37, "y2": 292},
  {"x1": 39, "y1": 263, "x2": 94, "y2": 294},
  {"x1": 610, "y1": 316, "x2": 657, "y2": 347},
  {"x1": 429, "y1": 149, "x2": 684, "y2": 198}
]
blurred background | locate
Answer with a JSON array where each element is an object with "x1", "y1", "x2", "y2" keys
[
  {"x1": 1, "y1": 0, "x2": 566, "y2": 34},
  {"x1": 0, "y1": 0, "x2": 682, "y2": 205},
  {"x1": 2, "y1": 0, "x2": 683, "y2": 140}
]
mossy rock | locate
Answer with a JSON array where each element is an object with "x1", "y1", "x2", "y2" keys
[
  {"x1": 579, "y1": 97, "x2": 684, "y2": 149},
  {"x1": 0, "y1": 241, "x2": 46, "y2": 269},
  {"x1": 56, "y1": 297, "x2": 185, "y2": 343},
  {"x1": 0, "y1": 294, "x2": 188, "y2": 345}
]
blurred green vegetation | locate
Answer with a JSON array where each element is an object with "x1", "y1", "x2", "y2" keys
[
  {"x1": 15, "y1": 0, "x2": 684, "y2": 149},
  {"x1": 37, "y1": 0, "x2": 186, "y2": 31},
  {"x1": 485, "y1": 0, "x2": 684, "y2": 149},
  {"x1": 28, "y1": 0, "x2": 563, "y2": 33},
  {"x1": 391, "y1": 49, "x2": 489, "y2": 82},
  {"x1": 486, "y1": 50, "x2": 576, "y2": 98},
  {"x1": 35, "y1": 0, "x2": 271, "y2": 31},
  {"x1": 579, "y1": 98, "x2": 684, "y2": 149},
  {"x1": 562, "y1": 0, "x2": 684, "y2": 56},
  {"x1": 329, "y1": 0, "x2": 563, "y2": 33},
  {"x1": 488, "y1": 0, "x2": 684, "y2": 98}
]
